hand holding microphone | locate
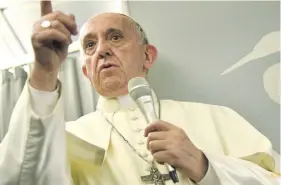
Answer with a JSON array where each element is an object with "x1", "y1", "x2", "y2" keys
[
  {"x1": 128, "y1": 77, "x2": 179, "y2": 183},
  {"x1": 128, "y1": 77, "x2": 209, "y2": 184}
]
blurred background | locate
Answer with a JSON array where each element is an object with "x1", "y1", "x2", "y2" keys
[{"x1": 0, "y1": 0, "x2": 279, "y2": 163}]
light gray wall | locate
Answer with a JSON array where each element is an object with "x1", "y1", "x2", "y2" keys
[{"x1": 128, "y1": 1, "x2": 280, "y2": 151}]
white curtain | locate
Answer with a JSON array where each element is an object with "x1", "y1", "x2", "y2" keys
[
  {"x1": 0, "y1": 55, "x2": 98, "y2": 141},
  {"x1": 0, "y1": 67, "x2": 27, "y2": 141},
  {"x1": 59, "y1": 56, "x2": 99, "y2": 122}
]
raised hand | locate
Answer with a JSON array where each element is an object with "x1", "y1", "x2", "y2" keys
[{"x1": 30, "y1": 0, "x2": 78, "y2": 91}]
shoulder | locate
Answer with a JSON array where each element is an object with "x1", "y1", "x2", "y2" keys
[
  {"x1": 160, "y1": 99, "x2": 234, "y2": 113},
  {"x1": 161, "y1": 99, "x2": 262, "y2": 134},
  {"x1": 159, "y1": 99, "x2": 246, "y2": 125}
]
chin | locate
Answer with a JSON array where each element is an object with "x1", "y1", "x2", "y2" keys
[
  {"x1": 103, "y1": 76, "x2": 122, "y2": 87},
  {"x1": 96, "y1": 76, "x2": 128, "y2": 97}
]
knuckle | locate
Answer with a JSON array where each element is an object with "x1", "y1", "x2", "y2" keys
[
  {"x1": 54, "y1": 10, "x2": 62, "y2": 15},
  {"x1": 147, "y1": 132, "x2": 152, "y2": 140},
  {"x1": 47, "y1": 29, "x2": 55, "y2": 36},
  {"x1": 149, "y1": 141, "x2": 153, "y2": 148},
  {"x1": 66, "y1": 30, "x2": 71, "y2": 38},
  {"x1": 170, "y1": 130, "x2": 178, "y2": 138},
  {"x1": 55, "y1": 10, "x2": 62, "y2": 14},
  {"x1": 31, "y1": 32, "x2": 40, "y2": 41},
  {"x1": 52, "y1": 20, "x2": 60, "y2": 28},
  {"x1": 69, "y1": 19, "x2": 77, "y2": 27},
  {"x1": 69, "y1": 13, "x2": 75, "y2": 20},
  {"x1": 178, "y1": 128, "x2": 185, "y2": 134},
  {"x1": 52, "y1": 11, "x2": 62, "y2": 19},
  {"x1": 168, "y1": 152, "x2": 177, "y2": 163},
  {"x1": 170, "y1": 158, "x2": 177, "y2": 166},
  {"x1": 49, "y1": 30, "x2": 62, "y2": 40}
]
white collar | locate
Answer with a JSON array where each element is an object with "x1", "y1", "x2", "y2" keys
[
  {"x1": 117, "y1": 94, "x2": 134, "y2": 108},
  {"x1": 96, "y1": 89, "x2": 160, "y2": 114}
]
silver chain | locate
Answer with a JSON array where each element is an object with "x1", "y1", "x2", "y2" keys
[{"x1": 98, "y1": 109, "x2": 153, "y2": 165}]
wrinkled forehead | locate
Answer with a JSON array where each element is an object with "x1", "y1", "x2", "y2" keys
[{"x1": 79, "y1": 13, "x2": 134, "y2": 41}]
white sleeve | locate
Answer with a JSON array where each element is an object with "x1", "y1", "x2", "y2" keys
[
  {"x1": 28, "y1": 83, "x2": 59, "y2": 117},
  {"x1": 197, "y1": 153, "x2": 280, "y2": 185},
  {"x1": 196, "y1": 106, "x2": 280, "y2": 185},
  {"x1": 0, "y1": 80, "x2": 72, "y2": 185},
  {"x1": 196, "y1": 161, "x2": 220, "y2": 185}
]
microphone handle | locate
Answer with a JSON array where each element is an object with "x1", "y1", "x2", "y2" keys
[
  {"x1": 135, "y1": 96, "x2": 158, "y2": 124},
  {"x1": 136, "y1": 96, "x2": 179, "y2": 183}
]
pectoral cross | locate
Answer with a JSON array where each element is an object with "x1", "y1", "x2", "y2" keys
[{"x1": 141, "y1": 167, "x2": 171, "y2": 185}]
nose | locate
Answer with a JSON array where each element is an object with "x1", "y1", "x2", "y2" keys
[{"x1": 96, "y1": 41, "x2": 112, "y2": 59}]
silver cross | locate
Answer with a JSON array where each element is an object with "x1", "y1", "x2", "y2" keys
[{"x1": 141, "y1": 167, "x2": 171, "y2": 185}]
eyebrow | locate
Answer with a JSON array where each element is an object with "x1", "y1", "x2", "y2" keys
[
  {"x1": 82, "y1": 28, "x2": 123, "y2": 43},
  {"x1": 105, "y1": 28, "x2": 123, "y2": 36}
]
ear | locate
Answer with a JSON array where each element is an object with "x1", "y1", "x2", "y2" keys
[
  {"x1": 82, "y1": 64, "x2": 89, "y2": 78},
  {"x1": 143, "y1": 44, "x2": 158, "y2": 71}
]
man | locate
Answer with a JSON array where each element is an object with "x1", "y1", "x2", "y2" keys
[{"x1": 0, "y1": 1, "x2": 279, "y2": 185}]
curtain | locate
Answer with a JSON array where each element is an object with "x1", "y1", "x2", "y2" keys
[
  {"x1": 59, "y1": 56, "x2": 99, "y2": 122},
  {"x1": 0, "y1": 67, "x2": 27, "y2": 141},
  {"x1": 0, "y1": 55, "x2": 98, "y2": 141}
]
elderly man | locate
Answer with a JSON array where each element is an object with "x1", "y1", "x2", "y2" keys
[{"x1": 0, "y1": 1, "x2": 279, "y2": 185}]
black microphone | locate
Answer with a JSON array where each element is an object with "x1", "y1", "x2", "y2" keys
[{"x1": 128, "y1": 77, "x2": 179, "y2": 184}]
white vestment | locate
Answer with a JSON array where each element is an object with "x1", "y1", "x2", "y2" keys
[{"x1": 0, "y1": 82, "x2": 280, "y2": 185}]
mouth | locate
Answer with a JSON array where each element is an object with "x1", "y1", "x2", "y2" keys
[{"x1": 100, "y1": 63, "x2": 119, "y2": 71}]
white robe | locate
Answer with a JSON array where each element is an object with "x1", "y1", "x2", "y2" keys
[{"x1": 0, "y1": 82, "x2": 280, "y2": 185}]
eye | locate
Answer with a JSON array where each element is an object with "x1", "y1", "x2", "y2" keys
[
  {"x1": 85, "y1": 40, "x2": 96, "y2": 49},
  {"x1": 111, "y1": 34, "x2": 122, "y2": 41}
]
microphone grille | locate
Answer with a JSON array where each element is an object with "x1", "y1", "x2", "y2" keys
[{"x1": 128, "y1": 77, "x2": 151, "y2": 100}]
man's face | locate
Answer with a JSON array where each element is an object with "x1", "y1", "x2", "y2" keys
[{"x1": 80, "y1": 13, "x2": 155, "y2": 97}]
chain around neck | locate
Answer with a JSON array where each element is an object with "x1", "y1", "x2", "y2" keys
[
  {"x1": 97, "y1": 94, "x2": 161, "y2": 166},
  {"x1": 98, "y1": 109, "x2": 153, "y2": 165}
]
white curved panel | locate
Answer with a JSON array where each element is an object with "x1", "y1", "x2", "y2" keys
[
  {"x1": 263, "y1": 63, "x2": 280, "y2": 104},
  {"x1": 221, "y1": 31, "x2": 280, "y2": 75}
]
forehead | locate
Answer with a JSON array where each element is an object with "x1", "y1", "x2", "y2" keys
[{"x1": 80, "y1": 13, "x2": 133, "y2": 39}]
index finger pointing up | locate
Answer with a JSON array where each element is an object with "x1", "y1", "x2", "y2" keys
[{"x1": 41, "y1": 0, "x2": 53, "y2": 16}]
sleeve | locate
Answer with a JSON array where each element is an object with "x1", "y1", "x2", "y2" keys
[
  {"x1": 29, "y1": 83, "x2": 59, "y2": 117},
  {"x1": 0, "y1": 79, "x2": 72, "y2": 185},
  {"x1": 197, "y1": 106, "x2": 280, "y2": 185}
]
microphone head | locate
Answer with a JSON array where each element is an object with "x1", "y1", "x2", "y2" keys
[{"x1": 128, "y1": 77, "x2": 152, "y2": 100}]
